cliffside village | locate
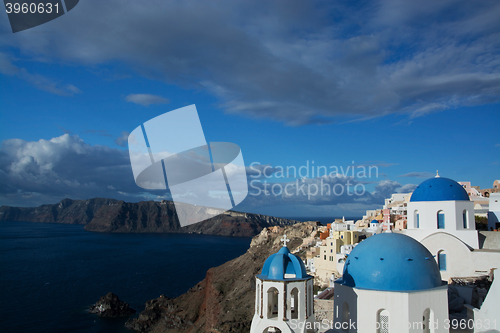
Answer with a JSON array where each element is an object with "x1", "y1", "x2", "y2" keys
[{"x1": 248, "y1": 176, "x2": 500, "y2": 333}]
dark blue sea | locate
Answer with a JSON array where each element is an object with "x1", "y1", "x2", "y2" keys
[{"x1": 0, "y1": 221, "x2": 251, "y2": 333}]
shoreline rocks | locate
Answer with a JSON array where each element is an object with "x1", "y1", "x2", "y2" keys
[{"x1": 89, "y1": 292, "x2": 136, "y2": 317}]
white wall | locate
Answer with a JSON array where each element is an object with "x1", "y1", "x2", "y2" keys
[
  {"x1": 406, "y1": 200, "x2": 479, "y2": 249},
  {"x1": 488, "y1": 193, "x2": 500, "y2": 231},
  {"x1": 333, "y1": 283, "x2": 449, "y2": 332},
  {"x1": 420, "y1": 232, "x2": 500, "y2": 281},
  {"x1": 471, "y1": 269, "x2": 500, "y2": 332}
]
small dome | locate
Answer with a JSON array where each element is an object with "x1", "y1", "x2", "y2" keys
[
  {"x1": 259, "y1": 246, "x2": 309, "y2": 280},
  {"x1": 337, "y1": 233, "x2": 442, "y2": 291},
  {"x1": 371, "y1": 220, "x2": 379, "y2": 224},
  {"x1": 410, "y1": 177, "x2": 469, "y2": 202}
]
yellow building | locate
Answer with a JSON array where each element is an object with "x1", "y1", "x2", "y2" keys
[{"x1": 313, "y1": 230, "x2": 360, "y2": 286}]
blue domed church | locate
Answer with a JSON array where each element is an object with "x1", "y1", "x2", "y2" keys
[
  {"x1": 405, "y1": 173, "x2": 479, "y2": 249},
  {"x1": 333, "y1": 233, "x2": 449, "y2": 333},
  {"x1": 401, "y1": 174, "x2": 500, "y2": 282},
  {"x1": 250, "y1": 235, "x2": 316, "y2": 333}
]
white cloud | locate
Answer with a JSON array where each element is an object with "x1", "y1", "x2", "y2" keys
[
  {"x1": 125, "y1": 94, "x2": 169, "y2": 107},
  {"x1": 0, "y1": 134, "x2": 149, "y2": 207}
]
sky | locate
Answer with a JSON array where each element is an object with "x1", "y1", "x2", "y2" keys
[{"x1": 0, "y1": 0, "x2": 499, "y2": 219}]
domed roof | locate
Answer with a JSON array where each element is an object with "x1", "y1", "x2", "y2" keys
[
  {"x1": 258, "y1": 246, "x2": 309, "y2": 281},
  {"x1": 337, "y1": 233, "x2": 442, "y2": 291},
  {"x1": 371, "y1": 220, "x2": 379, "y2": 224},
  {"x1": 410, "y1": 176, "x2": 469, "y2": 202}
]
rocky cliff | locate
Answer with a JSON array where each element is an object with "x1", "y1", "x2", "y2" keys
[
  {"x1": 0, "y1": 198, "x2": 119, "y2": 224},
  {"x1": 0, "y1": 198, "x2": 299, "y2": 237},
  {"x1": 125, "y1": 222, "x2": 319, "y2": 333}
]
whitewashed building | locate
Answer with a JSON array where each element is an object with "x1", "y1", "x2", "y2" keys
[
  {"x1": 488, "y1": 193, "x2": 500, "y2": 231},
  {"x1": 402, "y1": 175, "x2": 500, "y2": 281},
  {"x1": 251, "y1": 236, "x2": 316, "y2": 333}
]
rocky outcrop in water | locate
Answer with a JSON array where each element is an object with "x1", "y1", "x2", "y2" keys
[
  {"x1": 0, "y1": 198, "x2": 299, "y2": 237},
  {"x1": 125, "y1": 222, "x2": 319, "y2": 333},
  {"x1": 89, "y1": 292, "x2": 136, "y2": 317}
]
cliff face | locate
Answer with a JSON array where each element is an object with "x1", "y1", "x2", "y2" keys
[
  {"x1": 0, "y1": 198, "x2": 298, "y2": 237},
  {"x1": 0, "y1": 198, "x2": 119, "y2": 224},
  {"x1": 125, "y1": 222, "x2": 319, "y2": 333}
]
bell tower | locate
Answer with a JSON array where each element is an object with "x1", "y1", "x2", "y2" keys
[{"x1": 250, "y1": 235, "x2": 316, "y2": 333}]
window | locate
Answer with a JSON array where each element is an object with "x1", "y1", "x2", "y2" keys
[
  {"x1": 377, "y1": 309, "x2": 390, "y2": 333},
  {"x1": 423, "y1": 308, "x2": 434, "y2": 333},
  {"x1": 463, "y1": 210, "x2": 467, "y2": 229},
  {"x1": 290, "y1": 288, "x2": 299, "y2": 319},
  {"x1": 414, "y1": 210, "x2": 419, "y2": 228},
  {"x1": 437, "y1": 211, "x2": 445, "y2": 229},
  {"x1": 256, "y1": 282, "x2": 260, "y2": 315},
  {"x1": 267, "y1": 287, "x2": 279, "y2": 318},
  {"x1": 438, "y1": 251, "x2": 446, "y2": 271}
]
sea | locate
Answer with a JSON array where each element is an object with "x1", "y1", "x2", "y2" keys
[{"x1": 0, "y1": 221, "x2": 252, "y2": 333}]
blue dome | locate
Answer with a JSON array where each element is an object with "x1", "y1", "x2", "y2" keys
[
  {"x1": 410, "y1": 177, "x2": 469, "y2": 202},
  {"x1": 337, "y1": 233, "x2": 442, "y2": 291},
  {"x1": 371, "y1": 220, "x2": 379, "y2": 224},
  {"x1": 258, "y1": 246, "x2": 309, "y2": 280}
]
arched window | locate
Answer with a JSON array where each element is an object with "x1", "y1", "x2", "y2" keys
[
  {"x1": 423, "y1": 308, "x2": 434, "y2": 333},
  {"x1": 308, "y1": 284, "x2": 313, "y2": 316},
  {"x1": 463, "y1": 210, "x2": 468, "y2": 229},
  {"x1": 438, "y1": 251, "x2": 446, "y2": 271},
  {"x1": 256, "y1": 282, "x2": 260, "y2": 315},
  {"x1": 290, "y1": 288, "x2": 299, "y2": 319},
  {"x1": 414, "y1": 210, "x2": 419, "y2": 228},
  {"x1": 267, "y1": 287, "x2": 279, "y2": 319},
  {"x1": 263, "y1": 327, "x2": 281, "y2": 333},
  {"x1": 437, "y1": 211, "x2": 445, "y2": 229},
  {"x1": 377, "y1": 309, "x2": 390, "y2": 333}
]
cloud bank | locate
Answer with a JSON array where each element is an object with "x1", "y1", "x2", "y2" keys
[
  {"x1": 0, "y1": 0, "x2": 498, "y2": 124},
  {"x1": 0, "y1": 134, "x2": 416, "y2": 215}
]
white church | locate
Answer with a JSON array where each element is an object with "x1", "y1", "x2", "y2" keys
[
  {"x1": 403, "y1": 173, "x2": 500, "y2": 281},
  {"x1": 250, "y1": 235, "x2": 316, "y2": 333}
]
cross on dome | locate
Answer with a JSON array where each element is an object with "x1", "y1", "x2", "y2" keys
[
  {"x1": 435, "y1": 170, "x2": 440, "y2": 178},
  {"x1": 281, "y1": 235, "x2": 290, "y2": 247}
]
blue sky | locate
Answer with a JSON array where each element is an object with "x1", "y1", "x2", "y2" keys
[{"x1": 0, "y1": 0, "x2": 499, "y2": 218}]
